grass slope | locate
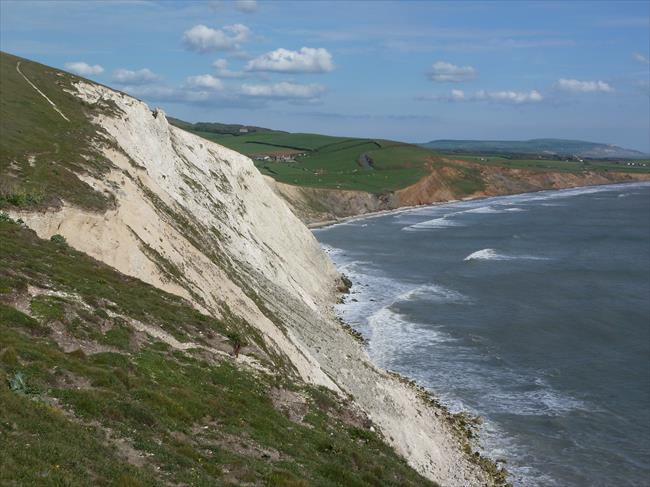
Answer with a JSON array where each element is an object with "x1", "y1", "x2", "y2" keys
[
  {"x1": 167, "y1": 117, "x2": 279, "y2": 137},
  {"x1": 0, "y1": 51, "x2": 119, "y2": 210},
  {"x1": 173, "y1": 120, "x2": 648, "y2": 196},
  {"x1": 0, "y1": 217, "x2": 436, "y2": 487},
  {"x1": 169, "y1": 119, "x2": 435, "y2": 194}
]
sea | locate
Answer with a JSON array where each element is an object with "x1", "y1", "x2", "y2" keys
[{"x1": 313, "y1": 182, "x2": 650, "y2": 487}]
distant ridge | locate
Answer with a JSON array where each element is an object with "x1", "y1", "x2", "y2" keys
[
  {"x1": 167, "y1": 117, "x2": 281, "y2": 136},
  {"x1": 420, "y1": 138, "x2": 649, "y2": 159}
]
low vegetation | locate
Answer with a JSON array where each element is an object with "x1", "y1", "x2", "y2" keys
[
  {"x1": 0, "y1": 218, "x2": 437, "y2": 486},
  {"x1": 0, "y1": 51, "x2": 116, "y2": 211}
]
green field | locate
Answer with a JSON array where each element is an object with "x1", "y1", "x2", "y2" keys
[
  {"x1": 174, "y1": 122, "x2": 648, "y2": 196},
  {"x1": 171, "y1": 123, "x2": 436, "y2": 194}
]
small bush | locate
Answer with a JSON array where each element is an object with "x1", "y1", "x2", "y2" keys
[
  {"x1": 8, "y1": 371, "x2": 29, "y2": 394},
  {"x1": 226, "y1": 331, "x2": 247, "y2": 357},
  {"x1": 0, "y1": 190, "x2": 45, "y2": 207},
  {"x1": 50, "y1": 234, "x2": 67, "y2": 245}
]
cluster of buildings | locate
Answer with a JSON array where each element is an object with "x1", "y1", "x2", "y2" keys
[{"x1": 253, "y1": 153, "x2": 307, "y2": 163}]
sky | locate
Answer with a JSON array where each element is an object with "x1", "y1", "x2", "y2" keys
[{"x1": 1, "y1": 0, "x2": 649, "y2": 151}]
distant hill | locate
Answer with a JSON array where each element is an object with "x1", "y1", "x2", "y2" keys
[
  {"x1": 168, "y1": 117, "x2": 437, "y2": 194},
  {"x1": 167, "y1": 117, "x2": 280, "y2": 136},
  {"x1": 420, "y1": 139, "x2": 649, "y2": 159}
]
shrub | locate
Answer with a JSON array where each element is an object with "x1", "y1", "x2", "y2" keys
[
  {"x1": 226, "y1": 331, "x2": 247, "y2": 358},
  {"x1": 50, "y1": 234, "x2": 67, "y2": 245},
  {"x1": 8, "y1": 371, "x2": 28, "y2": 394}
]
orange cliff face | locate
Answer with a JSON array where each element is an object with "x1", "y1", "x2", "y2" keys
[
  {"x1": 395, "y1": 158, "x2": 650, "y2": 207},
  {"x1": 267, "y1": 157, "x2": 649, "y2": 225}
]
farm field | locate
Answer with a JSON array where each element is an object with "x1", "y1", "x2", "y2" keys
[
  {"x1": 170, "y1": 119, "x2": 650, "y2": 195},
  {"x1": 171, "y1": 122, "x2": 437, "y2": 193}
]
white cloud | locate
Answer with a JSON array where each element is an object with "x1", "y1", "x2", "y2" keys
[
  {"x1": 182, "y1": 24, "x2": 250, "y2": 53},
  {"x1": 240, "y1": 81, "x2": 325, "y2": 99},
  {"x1": 235, "y1": 0, "x2": 258, "y2": 13},
  {"x1": 112, "y1": 68, "x2": 159, "y2": 85},
  {"x1": 555, "y1": 78, "x2": 613, "y2": 93},
  {"x1": 428, "y1": 89, "x2": 543, "y2": 104},
  {"x1": 185, "y1": 74, "x2": 223, "y2": 90},
  {"x1": 120, "y1": 84, "x2": 217, "y2": 104},
  {"x1": 634, "y1": 53, "x2": 650, "y2": 65},
  {"x1": 429, "y1": 61, "x2": 476, "y2": 82},
  {"x1": 246, "y1": 47, "x2": 334, "y2": 73},
  {"x1": 64, "y1": 61, "x2": 104, "y2": 76},
  {"x1": 477, "y1": 89, "x2": 543, "y2": 103},
  {"x1": 450, "y1": 89, "x2": 466, "y2": 100},
  {"x1": 212, "y1": 58, "x2": 244, "y2": 78},
  {"x1": 213, "y1": 58, "x2": 228, "y2": 70}
]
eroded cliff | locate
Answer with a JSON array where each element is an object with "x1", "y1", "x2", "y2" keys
[{"x1": 2, "y1": 53, "x2": 499, "y2": 486}]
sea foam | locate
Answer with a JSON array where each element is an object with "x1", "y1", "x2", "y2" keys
[
  {"x1": 464, "y1": 248, "x2": 547, "y2": 261},
  {"x1": 402, "y1": 216, "x2": 462, "y2": 231}
]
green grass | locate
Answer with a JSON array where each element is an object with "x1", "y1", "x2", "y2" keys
[
  {"x1": 0, "y1": 51, "x2": 118, "y2": 210},
  {"x1": 176, "y1": 125, "x2": 437, "y2": 194},
  {"x1": 0, "y1": 220, "x2": 437, "y2": 486},
  {"x1": 179, "y1": 121, "x2": 648, "y2": 197},
  {"x1": 189, "y1": 131, "x2": 349, "y2": 155}
]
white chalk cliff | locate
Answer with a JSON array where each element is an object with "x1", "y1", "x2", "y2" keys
[{"x1": 12, "y1": 80, "x2": 491, "y2": 486}]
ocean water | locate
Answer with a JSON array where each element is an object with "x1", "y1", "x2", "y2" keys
[{"x1": 314, "y1": 182, "x2": 650, "y2": 487}]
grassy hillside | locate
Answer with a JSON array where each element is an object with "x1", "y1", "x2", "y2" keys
[
  {"x1": 173, "y1": 120, "x2": 648, "y2": 196},
  {"x1": 0, "y1": 51, "x2": 118, "y2": 210},
  {"x1": 167, "y1": 117, "x2": 279, "y2": 137},
  {"x1": 0, "y1": 51, "x2": 446, "y2": 487},
  {"x1": 0, "y1": 215, "x2": 436, "y2": 487},
  {"x1": 169, "y1": 120, "x2": 435, "y2": 194}
]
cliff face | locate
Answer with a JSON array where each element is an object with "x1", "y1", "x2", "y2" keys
[
  {"x1": 268, "y1": 161, "x2": 649, "y2": 225},
  {"x1": 6, "y1": 71, "x2": 493, "y2": 485}
]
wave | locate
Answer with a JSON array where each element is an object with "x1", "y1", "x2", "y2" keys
[
  {"x1": 464, "y1": 205, "x2": 503, "y2": 214},
  {"x1": 465, "y1": 205, "x2": 527, "y2": 215},
  {"x1": 396, "y1": 283, "x2": 469, "y2": 304},
  {"x1": 464, "y1": 248, "x2": 547, "y2": 261},
  {"x1": 366, "y1": 307, "x2": 454, "y2": 364},
  {"x1": 402, "y1": 216, "x2": 463, "y2": 231},
  {"x1": 464, "y1": 248, "x2": 510, "y2": 261}
]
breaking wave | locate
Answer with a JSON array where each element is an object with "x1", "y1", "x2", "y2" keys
[
  {"x1": 402, "y1": 216, "x2": 463, "y2": 231},
  {"x1": 396, "y1": 283, "x2": 469, "y2": 304},
  {"x1": 464, "y1": 248, "x2": 547, "y2": 261}
]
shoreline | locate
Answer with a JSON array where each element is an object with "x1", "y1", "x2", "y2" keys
[
  {"x1": 315, "y1": 179, "x2": 650, "y2": 486},
  {"x1": 308, "y1": 180, "x2": 650, "y2": 230}
]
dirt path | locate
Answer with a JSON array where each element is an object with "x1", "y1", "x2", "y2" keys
[{"x1": 16, "y1": 61, "x2": 70, "y2": 122}]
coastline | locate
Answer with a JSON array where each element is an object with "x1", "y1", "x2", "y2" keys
[
  {"x1": 308, "y1": 180, "x2": 650, "y2": 230},
  {"x1": 315, "y1": 180, "x2": 650, "y2": 486}
]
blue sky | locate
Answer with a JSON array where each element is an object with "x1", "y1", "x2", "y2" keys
[{"x1": 2, "y1": 0, "x2": 649, "y2": 151}]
